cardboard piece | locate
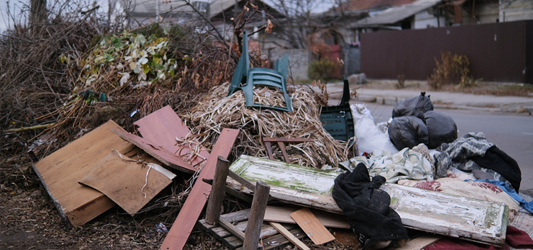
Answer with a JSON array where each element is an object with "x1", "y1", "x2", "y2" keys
[
  {"x1": 111, "y1": 128, "x2": 196, "y2": 173},
  {"x1": 290, "y1": 208, "x2": 335, "y2": 245},
  {"x1": 79, "y1": 149, "x2": 176, "y2": 215},
  {"x1": 32, "y1": 120, "x2": 134, "y2": 227}
]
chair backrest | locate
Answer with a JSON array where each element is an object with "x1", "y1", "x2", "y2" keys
[
  {"x1": 275, "y1": 54, "x2": 289, "y2": 81},
  {"x1": 227, "y1": 31, "x2": 251, "y2": 96},
  {"x1": 339, "y1": 76, "x2": 350, "y2": 106},
  {"x1": 248, "y1": 68, "x2": 285, "y2": 90}
]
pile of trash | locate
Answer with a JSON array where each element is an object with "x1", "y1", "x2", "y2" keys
[{"x1": 2, "y1": 13, "x2": 533, "y2": 250}]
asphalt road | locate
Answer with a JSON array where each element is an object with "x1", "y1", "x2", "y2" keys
[{"x1": 352, "y1": 102, "x2": 533, "y2": 192}]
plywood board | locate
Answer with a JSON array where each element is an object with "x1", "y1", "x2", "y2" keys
[
  {"x1": 264, "y1": 206, "x2": 349, "y2": 229},
  {"x1": 228, "y1": 155, "x2": 509, "y2": 246},
  {"x1": 290, "y1": 208, "x2": 335, "y2": 245},
  {"x1": 160, "y1": 128, "x2": 240, "y2": 250},
  {"x1": 79, "y1": 149, "x2": 176, "y2": 215},
  {"x1": 134, "y1": 105, "x2": 209, "y2": 168},
  {"x1": 33, "y1": 120, "x2": 135, "y2": 227},
  {"x1": 111, "y1": 128, "x2": 196, "y2": 173},
  {"x1": 395, "y1": 235, "x2": 442, "y2": 250}
]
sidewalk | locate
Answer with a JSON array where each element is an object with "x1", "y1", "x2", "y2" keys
[{"x1": 323, "y1": 81, "x2": 533, "y2": 114}]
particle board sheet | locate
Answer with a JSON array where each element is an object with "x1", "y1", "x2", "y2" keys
[
  {"x1": 160, "y1": 128, "x2": 240, "y2": 250},
  {"x1": 197, "y1": 209, "x2": 306, "y2": 250},
  {"x1": 290, "y1": 208, "x2": 335, "y2": 245},
  {"x1": 227, "y1": 155, "x2": 509, "y2": 246},
  {"x1": 79, "y1": 149, "x2": 176, "y2": 216},
  {"x1": 111, "y1": 128, "x2": 196, "y2": 173},
  {"x1": 32, "y1": 120, "x2": 135, "y2": 227},
  {"x1": 264, "y1": 206, "x2": 350, "y2": 229},
  {"x1": 381, "y1": 183, "x2": 508, "y2": 246},
  {"x1": 134, "y1": 105, "x2": 209, "y2": 168}
]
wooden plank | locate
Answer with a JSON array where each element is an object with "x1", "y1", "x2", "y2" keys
[
  {"x1": 79, "y1": 149, "x2": 175, "y2": 215},
  {"x1": 264, "y1": 206, "x2": 350, "y2": 229},
  {"x1": 290, "y1": 208, "x2": 335, "y2": 245},
  {"x1": 243, "y1": 181, "x2": 270, "y2": 250},
  {"x1": 205, "y1": 157, "x2": 230, "y2": 225},
  {"x1": 111, "y1": 128, "x2": 196, "y2": 173},
  {"x1": 198, "y1": 214, "x2": 302, "y2": 250},
  {"x1": 160, "y1": 128, "x2": 240, "y2": 250},
  {"x1": 33, "y1": 120, "x2": 134, "y2": 227},
  {"x1": 228, "y1": 155, "x2": 508, "y2": 246},
  {"x1": 395, "y1": 235, "x2": 442, "y2": 250},
  {"x1": 134, "y1": 105, "x2": 209, "y2": 168},
  {"x1": 220, "y1": 218, "x2": 246, "y2": 240},
  {"x1": 257, "y1": 227, "x2": 306, "y2": 250},
  {"x1": 269, "y1": 222, "x2": 310, "y2": 250}
]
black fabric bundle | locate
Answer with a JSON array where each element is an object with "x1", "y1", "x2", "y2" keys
[
  {"x1": 332, "y1": 163, "x2": 409, "y2": 250},
  {"x1": 472, "y1": 146, "x2": 522, "y2": 192}
]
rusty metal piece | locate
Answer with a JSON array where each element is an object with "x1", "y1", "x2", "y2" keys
[{"x1": 262, "y1": 137, "x2": 313, "y2": 163}]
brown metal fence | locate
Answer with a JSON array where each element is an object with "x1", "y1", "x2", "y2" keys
[{"x1": 360, "y1": 20, "x2": 533, "y2": 83}]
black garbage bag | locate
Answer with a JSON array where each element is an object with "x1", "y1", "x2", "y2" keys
[
  {"x1": 332, "y1": 163, "x2": 409, "y2": 250},
  {"x1": 423, "y1": 110, "x2": 458, "y2": 149},
  {"x1": 389, "y1": 116, "x2": 429, "y2": 150},
  {"x1": 392, "y1": 92, "x2": 433, "y2": 119}
]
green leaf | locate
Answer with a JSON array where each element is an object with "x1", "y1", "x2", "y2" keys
[{"x1": 142, "y1": 64, "x2": 150, "y2": 74}]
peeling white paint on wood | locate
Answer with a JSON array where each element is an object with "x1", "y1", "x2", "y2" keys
[
  {"x1": 228, "y1": 155, "x2": 508, "y2": 246},
  {"x1": 381, "y1": 184, "x2": 508, "y2": 246},
  {"x1": 230, "y1": 155, "x2": 341, "y2": 195}
]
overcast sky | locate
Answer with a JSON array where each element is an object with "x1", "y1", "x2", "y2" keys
[{"x1": 0, "y1": 0, "x2": 337, "y2": 32}]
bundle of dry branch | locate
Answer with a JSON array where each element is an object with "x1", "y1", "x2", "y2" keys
[{"x1": 183, "y1": 83, "x2": 350, "y2": 168}]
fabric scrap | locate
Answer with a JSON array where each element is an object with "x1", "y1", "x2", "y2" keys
[
  {"x1": 475, "y1": 179, "x2": 533, "y2": 214},
  {"x1": 369, "y1": 147, "x2": 433, "y2": 183},
  {"x1": 506, "y1": 225, "x2": 533, "y2": 249}
]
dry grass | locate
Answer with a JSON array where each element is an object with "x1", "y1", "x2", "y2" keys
[{"x1": 183, "y1": 82, "x2": 351, "y2": 168}]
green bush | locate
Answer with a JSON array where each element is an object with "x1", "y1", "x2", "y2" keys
[{"x1": 308, "y1": 58, "x2": 340, "y2": 82}]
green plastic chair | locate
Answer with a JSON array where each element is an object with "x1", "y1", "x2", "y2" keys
[{"x1": 227, "y1": 31, "x2": 293, "y2": 112}]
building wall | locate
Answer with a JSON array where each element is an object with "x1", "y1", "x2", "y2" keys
[
  {"x1": 476, "y1": 2, "x2": 500, "y2": 24},
  {"x1": 500, "y1": 0, "x2": 533, "y2": 22},
  {"x1": 414, "y1": 9, "x2": 446, "y2": 29},
  {"x1": 360, "y1": 20, "x2": 532, "y2": 83},
  {"x1": 265, "y1": 48, "x2": 310, "y2": 81}
]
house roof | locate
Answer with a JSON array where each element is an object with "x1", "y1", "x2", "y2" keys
[
  {"x1": 350, "y1": 0, "x2": 442, "y2": 27},
  {"x1": 209, "y1": 0, "x2": 286, "y2": 19},
  {"x1": 130, "y1": 0, "x2": 191, "y2": 15},
  {"x1": 209, "y1": 0, "x2": 242, "y2": 19},
  {"x1": 338, "y1": 0, "x2": 418, "y2": 11}
]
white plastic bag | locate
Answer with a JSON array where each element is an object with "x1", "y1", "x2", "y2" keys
[{"x1": 351, "y1": 104, "x2": 399, "y2": 155}]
